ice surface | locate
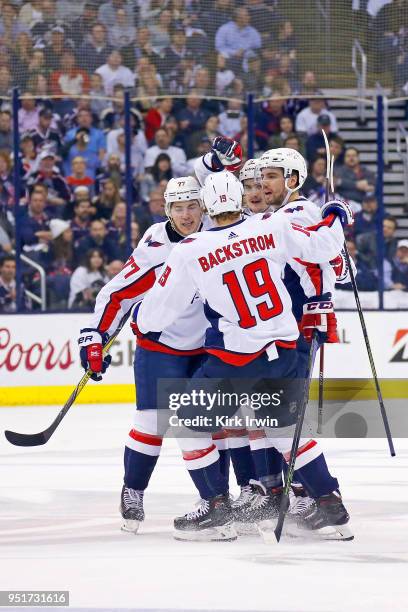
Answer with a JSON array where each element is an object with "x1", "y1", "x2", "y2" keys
[{"x1": 0, "y1": 403, "x2": 407, "y2": 612}]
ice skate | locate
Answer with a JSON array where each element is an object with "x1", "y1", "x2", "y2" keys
[
  {"x1": 174, "y1": 494, "x2": 237, "y2": 542},
  {"x1": 120, "y1": 485, "x2": 145, "y2": 534},
  {"x1": 231, "y1": 481, "x2": 266, "y2": 535},
  {"x1": 290, "y1": 490, "x2": 354, "y2": 541}
]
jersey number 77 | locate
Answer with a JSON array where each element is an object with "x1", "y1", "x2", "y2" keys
[{"x1": 222, "y1": 258, "x2": 283, "y2": 329}]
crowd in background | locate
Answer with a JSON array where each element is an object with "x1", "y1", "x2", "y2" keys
[{"x1": 0, "y1": 0, "x2": 408, "y2": 313}]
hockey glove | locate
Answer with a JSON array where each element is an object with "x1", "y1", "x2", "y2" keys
[
  {"x1": 299, "y1": 294, "x2": 339, "y2": 344},
  {"x1": 78, "y1": 328, "x2": 112, "y2": 382},
  {"x1": 211, "y1": 136, "x2": 243, "y2": 172},
  {"x1": 321, "y1": 198, "x2": 353, "y2": 228}
]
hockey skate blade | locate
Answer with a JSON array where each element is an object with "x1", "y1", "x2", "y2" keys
[
  {"x1": 174, "y1": 523, "x2": 237, "y2": 542},
  {"x1": 257, "y1": 519, "x2": 280, "y2": 544},
  {"x1": 121, "y1": 519, "x2": 141, "y2": 534},
  {"x1": 283, "y1": 521, "x2": 354, "y2": 541}
]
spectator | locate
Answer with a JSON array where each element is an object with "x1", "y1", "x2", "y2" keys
[
  {"x1": 0, "y1": 66, "x2": 13, "y2": 103},
  {"x1": 107, "y1": 259, "x2": 125, "y2": 279},
  {"x1": 149, "y1": 9, "x2": 172, "y2": 54},
  {"x1": 66, "y1": 156, "x2": 95, "y2": 196},
  {"x1": 188, "y1": 115, "x2": 220, "y2": 158},
  {"x1": 0, "y1": 151, "x2": 13, "y2": 209},
  {"x1": 0, "y1": 255, "x2": 22, "y2": 313},
  {"x1": 283, "y1": 133, "x2": 304, "y2": 154},
  {"x1": 215, "y1": 53, "x2": 235, "y2": 96},
  {"x1": 44, "y1": 27, "x2": 69, "y2": 73},
  {"x1": 202, "y1": 0, "x2": 232, "y2": 41},
  {"x1": 96, "y1": 50, "x2": 135, "y2": 95},
  {"x1": 98, "y1": 0, "x2": 135, "y2": 29},
  {"x1": 295, "y1": 99, "x2": 338, "y2": 136},
  {"x1": 26, "y1": 49, "x2": 49, "y2": 84},
  {"x1": 356, "y1": 215, "x2": 399, "y2": 274},
  {"x1": 46, "y1": 218, "x2": 74, "y2": 308},
  {"x1": 27, "y1": 151, "x2": 71, "y2": 215},
  {"x1": 391, "y1": 239, "x2": 408, "y2": 290},
  {"x1": 255, "y1": 94, "x2": 286, "y2": 149},
  {"x1": 63, "y1": 127, "x2": 101, "y2": 180},
  {"x1": 92, "y1": 178, "x2": 121, "y2": 219},
  {"x1": 30, "y1": 107, "x2": 62, "y2": 155},
  {"x1": 20, "y1": 189, "x2": 51, "y2": 249},
  {"x1": 18, "y1": 1, "x2": 44, "y2": 31},
  {"x1": 160, "y1": 26, "x2": 189, "y2": 79},
  {"x1": 139, "y1": 153, "x2": 173, "y2": 202},
  {"x1": 12, "y1": 32, "x2": 35, "y2": 89},
  {"x1": 144, "y1": 127, "x2": 188, "y2": 177},
  {"x1": 108, "y1": 7, "x2": 137, "y2": 54},
  {"x1": 337, "y1": 239, "x2": 378, "y2": 292},
  {"x1": 354, "y1": 195, "x2": 379, "y2": 236},
  {"x1": 50, "y1": 50, "x2": 90, "y2": 99},
  {"x1": 0, "y1": 110, "x2": 12, "y2": 152},
  {"x1": 135, "y1": 70, "x2": 162, "y2": 110},
  {"x1": 336, "y1": 147, "x2": 376, "y2": 207},
  {"x1": 277, "y1": 20, "x2": 297, "y2": 55},
  {"x1": 302, "y1": 156, "x2": 327, "y2": 198},
  {"x1": 31, "y1": 1, "x2": 63, "y2": 41},
  {"x1": 176, "y1": 92, "x2": 211, "y2": 143},
  {"x1": 329, "y1": 135, "x2": 345, "y2": 169},
  {"x1": 134, "y1": 26, "x2": 157, "y2": 63},
  {"x1": 268, "y1": 115, "x2": 296, "y2": 148},
  {"x1": 105, "y1": 128, "x2": 144, "y2": 179},
  {"x1": 144, "y1": 98, "x2": 174, "y2": 143},
  {"x1": 242, "y1": 51, "x2": 262, "y2": 92},
  {"x1": 20, "y1": 133, "x2": 38, "y2": 177},
  {"x1": 76, "y1": 219, "x2": 121, "y2": 265},
  {"x1": 218, "y1": 100, "x2": 244, "y2": 138},
  {"x1": 305, "y1": 114, "x2": 336, "y2": 162},
  {"x1": 78, "y1": 23, "x2": 113, "y2": 74},
  {"x1": 70, "y1": 2, "x2": 99, "y2": 47},
  {"x1": 107, "y1": 201, "x2": 130, "y2": 260},
  {"x1": 89, "y1": 73, "x2": 111, "y2": 118},
  {"x1": 97, "y1": 154, "x2": 124, "y2": 191},
  {"x1": 215, "y1": 7, "x2": 262, "y2": 62},
  {"x1": 0, "y1": 3, "x2": 28, "y2": 48},
  {"x1": 71, "y1": 199, "x2": 93, "y2": 245},
  {"x1": 68, "y1": 247, "x2": 109, "y2": 310},
  {"x1": 146, "y1": 189, "x2": 167, "y2": 225},
  {"x1": 18, "y1": 93, "x2": 39, "y2": 133},
  {"x1": 64, "y1": 109, "x2": 106, "y2": 169}
]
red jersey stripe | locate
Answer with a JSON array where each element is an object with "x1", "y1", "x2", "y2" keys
[
  {"x1": 183, "y1": 444, "x2": 217, "y2": 461},
  {"x1": 129, "y1": 428, "x2": 163, "y2": 447}
]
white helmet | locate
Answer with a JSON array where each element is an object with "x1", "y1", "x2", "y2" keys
[
  {"x1": 239, "y1": 158, "x2": 257, "y2": 183},
  {"x1": 164, "y1": 176, "x2": 202, "y2": 218},
  {"x1": 257, "y1": 148, "x2": 307, "y2": 192},
  {"x1": 201, "y1": 171, "x2": 243, "y2": 216}
]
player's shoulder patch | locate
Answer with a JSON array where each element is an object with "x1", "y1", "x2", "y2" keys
[
  {"x1": 144, "y1": 234, "x2": 164, "y2": 247},
  {"x1": 284, "y1": 205, "x2": 304, "y2": 214}
]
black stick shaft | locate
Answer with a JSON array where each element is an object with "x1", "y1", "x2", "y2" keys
[
  {"x1": 342, "y1": 245, "x2": 395, "y2": 457},
  {"x1": 274, "y1": 333, "x2": 319, "y2": 542}
]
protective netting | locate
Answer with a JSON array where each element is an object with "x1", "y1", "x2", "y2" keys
[{"x1": 1, "y1": 0, "x2": 408, "y2": 104}]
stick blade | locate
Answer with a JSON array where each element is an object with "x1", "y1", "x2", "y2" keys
[
  {"x1": 274, "y1": 493, "x2": 290, "y2": 543},
  {"x1": 4, "y1": 429, "x2": 49, "y2": 447}
]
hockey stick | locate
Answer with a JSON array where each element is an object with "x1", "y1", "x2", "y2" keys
[
  {"x1": 341, "y1": 245, "x2": 395, "y2": 456},
  {"x1": 320, "y1": 134, "x2": 395, "y2": 456},
  {"x1": 274, "y1": 331, "x2": 320, "y2": 542},
  {"x1": 4, "y1": 313, "x2": 130, "y2": 447},
  {"x1": 317, "y1": 135, "x2": 336, "y2": 434}
]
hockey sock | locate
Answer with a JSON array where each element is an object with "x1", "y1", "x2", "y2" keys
[
  {"x1": 179, "y1": 437, "x2": 228, "y2": 500},
  {"x1": 226, "y1": 429, "x2": 257, "y2": 486},
  {"x1": 212, "y1": 433, "x2": 231, "y2": 481},
  {"x1": 285, "y1": 440, "x2": 339, "y2": 498},
  {"x1": 124, "y1": 429, "x2": 162, "y2": 490}
]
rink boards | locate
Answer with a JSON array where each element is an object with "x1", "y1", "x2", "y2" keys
[{"x1": 0, "y1": 312, "x2": 407, "y2": 405}]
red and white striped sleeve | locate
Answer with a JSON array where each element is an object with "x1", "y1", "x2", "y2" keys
[{"x1": 89, "y1": 227, "x2": 168, "y2": 336}]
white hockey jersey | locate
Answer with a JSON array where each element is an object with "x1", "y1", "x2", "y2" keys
[
  {"x1": 89, "y1": 221, "x2": 208, "y2": 354},
  {"x1": 137, "y1": 212, "x2": 345, "y2": 365},
  {"x1": 195, "y1": 154, "x2": 353, "y2": 319}
]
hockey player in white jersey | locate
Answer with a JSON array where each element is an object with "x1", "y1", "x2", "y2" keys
[
  {"x1": 195, "y1": 141, "x2": 354, "y2": 538},
  {"x1": 77, "y1": 176, "x2": 219, "y2": 534},
  {"x1": 137, "y1": 170, "x2": 353, "y2": 541}
]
